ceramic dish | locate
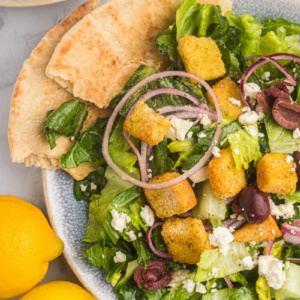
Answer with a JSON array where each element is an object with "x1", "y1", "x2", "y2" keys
[
  {"x1": 43, "y1": 0, "x2": 300, "y2": 298},
  {"x1": 0, "y1": 0, "x2": 66, "y2": 7}
]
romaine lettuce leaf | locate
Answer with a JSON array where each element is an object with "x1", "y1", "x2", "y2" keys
[
  {"x1": 227, "y1": 272, "x2": 248, "y2": 287},
  {"x1": 115, "y1": 260, "x2": 139, "y2": 293},
  {"x1": 228, "y1": 124, "x2": 262, "y2": 170},
  {"x1": 202, "y1": 286, "x2": 258, "y2": 300},
  {"x1": 277, "y1": 191, "x2": 300, "y2": 203},
  {"x1": 256, "y1": 275, "x2": 271, "y2": 300},
  {"x1": 196, "y1": 242, "x2": 250, "y2": 282},
  {"x1": 262, "y1": 17, "x2": 300, "y2": 37}
]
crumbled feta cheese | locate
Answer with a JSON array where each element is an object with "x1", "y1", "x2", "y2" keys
[
  {"x1": 292, "y1": 168, "x2": 295, "y2": 171},
  {"x1": 138, "y1": 232, "x2": 143, "y2": 238},
  {"x1": 70, "y1": 136, "x2": 75, "y2": 141},
  {"x1": 198, "y1": 132, "x2": 207, "y2": 138},
  {"x1": 80, "y1": 184, "x2": 87, "y2": 192},
  {"x1": 196, "y1": 282, "x2": 207, "y2": 294},
  {"x1": 166, "y1": 117, "x2": 194, "y2": 141},
  {"x1": 242, "y1": 106, "x2": 251, "y2": 112},
  {"x1": 258, "y1": 256, "x2": 286, "y2": 290},
  {"x1": 286, "y1": 155, "x2": 294, "y2": 164},
  {"x1": 262, "y1": 72, "x2": 271, "y2": 81},
  {"x1": 229, "y1": 98, "x2": 241, "y2": 106},
  {"x1": 239, "y1": 110, "x2": 260, "y2": 125},
  {"x1": 149, "y1": 155, "x2": 154, "y2": 161},
  {"x1": 255, "y1": 104, "x2": 264, "y2": 121},
  {"x1": 182, "y1": 279, "x2": 195, "y2": 293},
  {"x1": 233, "y1": 148, "x2": 239, "y2": 155},
  {"x1": 272, "y1": 230, "x2": 275, "y2": 235},
  {"x1": 126, "y1": 230, "x2": 137, "y2": 241},
  {"x1": 212, "y1": 146, "x2": 221, "y2": 158},
  {"x1": 209, "y1": 227, "x2": 234, "y2": 255},
  {"x1": 269, "y1": 199, "x2": 295, "y2": 219},
  {"x1": 187, "y1": 131, "x2": 193, "y2": 139},
  {"x1": 140, "y1": 205, "x2": 155, "y2": 227},
  {"x1": 258, "y1": 133, "x2": 265, "y2": 138},
  {"x1": 236, "y1": 256, "x2": 255, "y2": 270},
  {"x1": 284, "y1": 80, "x2": 295, "y2": 93},
  {"x1": 246, "y1": 125, "x2": 258, "y2": 138},
  {"x1": 293, "y1": 128, "x2": 300, "y2": 139},
  {"x1": 90, "y1": 182, "x2": 97, "y2": 190},
  {"x1": 169, "y1": 270, "x2": 190, "y2": 288},
  {"x1": 199, "y1": 114, "x2": 212, "y2": 129},
  {"x1": 244, "y1": 83, "x2": 261, "y2": 99},
  {"x1": 111, "y1": 210, "x2": 130, "y2": 233},
  {"x1": 113, "y1": 251, "x2": 126, "y2": 263}
]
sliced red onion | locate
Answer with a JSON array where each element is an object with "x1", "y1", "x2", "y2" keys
[
  {"x1": 204, "y1": 224, "x2": 213, "y2": 232},
  {"x1": 292, "y1": 219, "x2": 300, "y2": 227},
  {"x1": 264, "y1": 240, "x2": 274, "y2": 256},
  {"x1": 228, "y1": 219, "x2": 247, "y2": 231},
  {"x1": 281, "y1": 222, "x2": 300, "y2": 236},
  {"x1": 224, "y1": 276, "x2": 234, "y2": 289},
  {"x1": 166, "y1": 111, "x2": 200, "y2": 119},
  {"x1": 223, "y1": 218, "x2": 237, "y2": 227},
  {"x1": 225, "y1": 195, "x2": 239, "y2": 205},
  {"x1": 102, "y1": 71, "x2": 222, "y2": 190},
  {"x1": 283, "y1": 232, "x2": 300, "y2": 245},
  {"x1": 146, "y1": 222, "x2": 172, "y2": 259}
]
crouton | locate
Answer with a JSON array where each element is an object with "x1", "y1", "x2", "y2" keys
[
  {"x1": 123, "y1": 101, "x2": 170, "y2": 146},
  {"x1": 178, "y1": 35, "x2": 226, "y2": 82},
  {"x1": 233, "y1": 215, "x2": 282, "y2": 242},
  {"x1": 256, "y1": 153, "x2": 297, "y2": 194},
  {"x1": 207, "y1": 147, "x2": 247, "y2": 199},
  {"x1": 206, "y1": 77, "x2": 245, "y2": 120},
  {"x1": 161, "y1": 218, "x2": 213, "y2": 264},
  {"x1": 145, "y1": 172, "x2": 197, "y2": 218}
]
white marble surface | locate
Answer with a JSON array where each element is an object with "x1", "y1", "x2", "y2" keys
[{"x1": 0, "y1": 1, "x2": 95, "y2": 298}]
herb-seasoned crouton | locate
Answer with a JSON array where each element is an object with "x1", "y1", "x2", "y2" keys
[
  {"x1": 207, "y1": 147, "x2": 247, "y2": 199},
  {"x1": 161, "y1": 218, "x2": 213, "y2": 264},
  {"x1": 206, "y1": 77, "x2": 245, "y2": 120},
  {"x1": 178, "y1": 36, "x2": 226, "y2": 82},
  {"x1": 233, "y1": 215, "x2": 282, "y2": 242},
  {"x1": 256, "y1": 153, "x2": 297, "y2": 194},
  {"x1": 145, "y1": 172, "x2": 197, "y2": 218},
  {"x1": 123, "y1": 102, "x2": 170, "y2": 146}
]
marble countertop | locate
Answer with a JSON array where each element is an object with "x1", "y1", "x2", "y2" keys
[{"x1": 0, "y1": 1, "x2": 97, "y2": 298}]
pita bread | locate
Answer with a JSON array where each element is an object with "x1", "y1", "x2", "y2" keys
[
  {"x1": 8, "y1": 0, "x2": 104, "y2": 179},
  {"x1": 46, "y1": 0, "x2": 232, "y2": 108}
]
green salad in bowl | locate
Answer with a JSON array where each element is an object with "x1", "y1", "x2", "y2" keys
[{"x1": 43, "y1": 0, "x2": 300, "y2": 298}]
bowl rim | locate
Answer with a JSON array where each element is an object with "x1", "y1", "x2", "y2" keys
[{"x1": 0, "y1": 0, "x2": 66, "y2": 7}]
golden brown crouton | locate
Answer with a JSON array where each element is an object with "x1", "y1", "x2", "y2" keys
[
  {"x1": 233, "y1": 215, "x2": 282, "y2": 242},
  {"x1": 206, "y1": 77, "x2": 245, "y2": 120},
  {"x1": 161, "y1": 218, "x2": 213, "y2": 264},
  {"x1": 256, "y1": 153, "x2": 297, "y2": 195},
  {"x1": 207, "y1": 147, "x2": 247, "y2": 199},
  {"x1": 178, "y1": 35, "x2": 226, "y2": 82},
  {"x1": 145, "y1": 172, "x2": 197, "y2": 218},
  {"x1": 123, "y1": 101, "x2": 170, "y2": 146}
]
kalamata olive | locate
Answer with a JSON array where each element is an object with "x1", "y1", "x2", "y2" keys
[
  {"x1": 238, "y1": 184, "x2": 270, "y2": 224},
  {"x1": 292, "y1": 151, "x2": 300, "y2": 181}
]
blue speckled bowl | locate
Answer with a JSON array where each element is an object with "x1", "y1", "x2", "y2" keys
[{"x1": 43, "y1": 0, "x2": 300, "y2": 299}]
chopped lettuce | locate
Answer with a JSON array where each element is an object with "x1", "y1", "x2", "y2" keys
[
  {"x1": 264, "y1": 114, "x2": 300, "y2": 153},
  {"x1": 202, "y1": 286, "x2": 258, "y2": 300},
  {"x1": 278, "y1": 191, "x2": 300, "y2": 203},
  {"x1": 168, "y1": 139, "x2": 196, "y2": 153},
  {"x1": 256, "y1": 276, "x2": 271, "y2": 300},
  {"x1": 228, "y1": 124, "x2": 262, "y2": 170},
  {"x1": 227, "y1": 272, "x2": 249, "y2": 287},
  {"x1": 115, "y1": 260, "x2": 139, "y2": 293},
  {"x1": 196, "y1": 242, "x2": 251, "y2": 282}
]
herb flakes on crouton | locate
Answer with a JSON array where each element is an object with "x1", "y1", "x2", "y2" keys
[
  {"x1": 256, "y1": 153, "x2": 297, "y2": 195},
  {"x1": 145, "y1": 172, "x2": 197, "y2": 218},
  {"x1": 207, "y1": 147, "x2": 247, "y2": 199},
  {"x1": 178, "y1": 35, "x2": 226, "y2": 82},
  {"x1": 161, "y1": 218, "x2": 213, "y2": 264},
  {"x1": 206, "y1": 77, "x2": 245, "y2": 120},
  {"x1": 233, "y1": 215, "x2": 282, "y2": 242},
  {"x1": 123, "y1": 101, "x2": 170, "y2": 146}
]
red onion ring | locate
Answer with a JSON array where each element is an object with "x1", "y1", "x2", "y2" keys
[
  {"x1": 281, "y1": 222, "x2": 300, "y2": 236},
  {"x1": 264, "y1": 240, "x2": 274, "y2": 256},
  {"x1": 228, "y1": 219, "x2": 247, "y2": 231},
  {"x1": 283, "y1": 232, "x2": 300, "y2": 245},
  {"x1": 102, "y1": 71, "x2": 222, "y2": 190},
  {"x1": 166, "y1": 111, "x2": 200, "y2": 119},
  {"x1": 224, "y1": 276, "x2": 234, "y2": 288},
  {"x1": 146, "y1": 222, "x2": 172, "y2": 259}
]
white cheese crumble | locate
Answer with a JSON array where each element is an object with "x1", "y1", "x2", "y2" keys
[
  {"x1": 258, "y1": 132, "x2": 265, "y2": 138},
  {"x1": 199, "y1": 114, "x2": 212, "y2": 129},
  {"x1": 182, "y1": 279, "x2": 195, "y2": 293},
  {"x1": 196, "y1": 282, "x2": 207, "y2": 294},
  {"x1": 80, "y1": 184, "x2": 87, "y2": 192},
  {"x1": 212, "y1": 146, "x2": 221, "y2": 158},
  {"x1": 246, "y1": 125, "x2": 258, "y2": 138},
  {"x1": 138, "y1": 232, "x2": 143, "y2": 238},
  {"x1": 187, "y1": 131, "x2": 193, "y2": 139},
  {"x1": 239, "y1": 110, "x2": 260, "y2": 125},
  {"x1": 198, "y1": 132, "x2": 207, "y2": 138},
  {"x1": 111, "y1": 210, "x2": 131, "y2": 233},
  {"x1": 244, "y1": 83, "x2": 261, "y2": 99},
  {"x1": 166, "y1": 117, "x2": 194, "y2": 141},
  {"x1": 209, "y1": 227, "x2": 234, "y2": 255},
  {"x1": 90, "y1": 182, "x2": 97, "y2": 190},
  {"x1": 113, "y1": 251, "x2": 126, "y2": 263},
  {"x1": 140, "y1": 205, "x2": 155, "y2": 227},
  {"x1": 126, "y1": 230, "x2": 137, "y2": 241},
  {"x1": 236, "y1": 256, "x2": 255, "y2": 270},
  {"x1": 233, "y1": 148, "x2": 239, "y2": 155},
  {"x1": 284, "y1": 79, "x2": 295, "y2": 93},
  {"x1": 293, "y1": 128, "x2": 300, "y2": 139},
  {"x1": 149, "y1": 155, "x2": 154, "y2": 161},
  {"x1": 269, "y1": 199, "x2": 295, "y2": 219},
  {"x1": 258, "y1": 255, "x2": 286, "y2": 290},
  {"x1": 255, "y1": 104, "x2": 264, "y2": 121},
  {"x1": 262, "y1": 72, "x2": 271, "y2": 81},
  {"x1": 229, "y1": 98, "x2": 241, "y2": 106},
  {"x1": 169, "y1": 270, "x2": 190, "y2": 288}
]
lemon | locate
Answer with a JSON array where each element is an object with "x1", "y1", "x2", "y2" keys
[
  {"x1": 20, "y1": 281, "x2": 97, "y2": 300},
  {"x1": 0, "y1": 195, "x2": 64, "y2": 299}
]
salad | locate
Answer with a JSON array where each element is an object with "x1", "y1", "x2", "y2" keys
[{"x1": 43, "y1": 0, "x2": 300, "y2": 299}]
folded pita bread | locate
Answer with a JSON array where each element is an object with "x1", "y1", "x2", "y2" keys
[
  {"x1": 46, "y1": 0, "x2": 232, "y2": 109},
  {"x1": 8, "y1": 0, "x2": 104, "y2": 180}
]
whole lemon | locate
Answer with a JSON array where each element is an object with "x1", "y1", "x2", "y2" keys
[
  {"x1": 20, "y1": 281, "x2": 97, "y2": 300},
  {"x1": 0, "y1": 195, "x2": 64, "y2": 299}
]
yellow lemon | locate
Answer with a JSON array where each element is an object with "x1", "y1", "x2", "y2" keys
[
  {"x1": 20, "y1": 281, "x2": 97, "y2": 300},
  {"x1": 0, "y1": 195, "x2": 64, "y2": 299}
]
